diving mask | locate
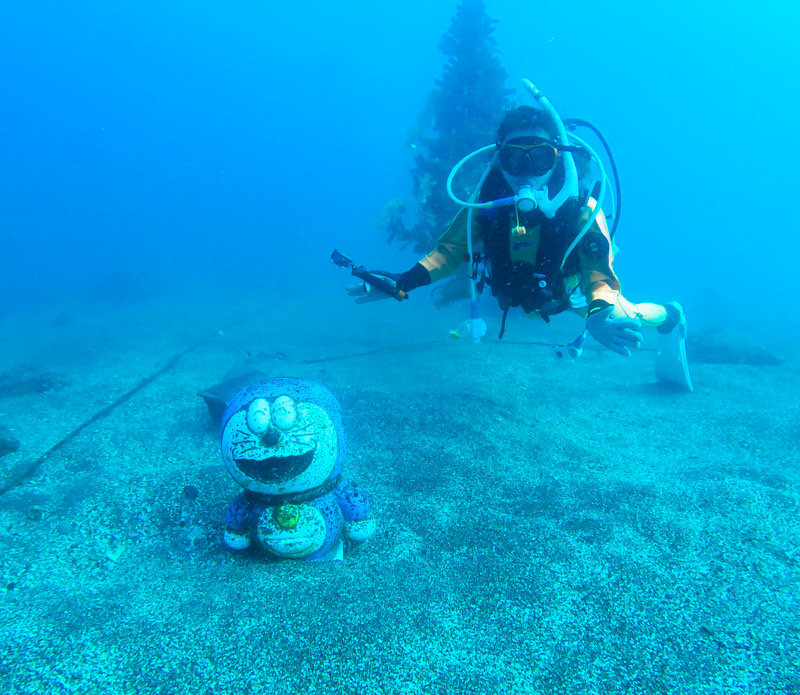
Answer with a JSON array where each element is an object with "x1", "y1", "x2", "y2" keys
[{"x1": 498, "y1": 136, "x2": 558, "y2": 177}]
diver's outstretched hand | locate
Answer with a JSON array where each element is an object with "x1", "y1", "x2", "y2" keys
[
  {"x1": 346, "y1": 272, "x2": 399, "y2": 304},
  {"x1": 586, "y1": 305, "x2": 643, "y2": 357}
]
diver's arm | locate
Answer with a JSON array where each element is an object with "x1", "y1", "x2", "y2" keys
[
  {"x1": 345, "y1": 262, "x2": 430, "y2": 303},
  {"x1": 346, "y1": 265, "x2": 426, "y2": 303},
  {"x1": 347, "y1": 208, "x2": 478, "y2": 302},
  {"x1": 417, "y1": 207, "x2": 481, "y2": 284},
  {"x1": 579, "y1": 203, "x2": 643, "y2": 356},
  {"x1": 577, "y1": 202, "x2": 621, "y2": 309},
  {"x1": 394, "y1": 262, "x2": 432, "y2": 293}
]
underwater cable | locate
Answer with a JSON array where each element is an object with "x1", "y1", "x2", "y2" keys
[{"x1": 0, "y1": 317, "x2": 250, "y2": 497}]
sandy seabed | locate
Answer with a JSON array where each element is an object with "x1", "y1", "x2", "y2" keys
[{"x1": 0, "y1": 288, "x2": 798, "y2": 695}]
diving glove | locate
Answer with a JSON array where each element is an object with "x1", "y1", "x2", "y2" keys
[
  {"x1": 586, "y1": 303, "x2": 643, "y2": 357},
  {"x1": 346, "y1": 263, "x2": 431, "y2": 304},
  {"x1": 346, "y1": 272, "x2": 401, "y2": 304}
]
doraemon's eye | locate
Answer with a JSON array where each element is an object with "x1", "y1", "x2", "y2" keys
[
  {"x1": 271, "y1": 396, "x2": 297, "y2": 430},
  {"x1": 246, "y1": 398, "x2": 271, "y2": 434}
]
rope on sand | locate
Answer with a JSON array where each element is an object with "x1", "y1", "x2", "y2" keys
[
  {"x1": 0, "y1": 330, "x2": 604, "y2": 496},
  {"x1": 0, "y1": 318, "x2": 248, "y2": 497}
]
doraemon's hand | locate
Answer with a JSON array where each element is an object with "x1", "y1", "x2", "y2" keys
[
  {"x1": 223, "y1": 528, "x2": 253, "y2": 550},
  {"x1": 586, "y1": 304, "x2": 643, "y2": 357},
  {"x1": 334, "y1": 479, "x2": 377, "y2": 542}
]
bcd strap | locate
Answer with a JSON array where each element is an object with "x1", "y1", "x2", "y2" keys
[{"x1": 498, "y1": 307, "x2": 510, "y2": 340}]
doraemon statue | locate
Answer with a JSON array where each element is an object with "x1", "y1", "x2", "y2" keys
[{"x1": 220, "y1": 378, "x2": 375, "y2": 561}]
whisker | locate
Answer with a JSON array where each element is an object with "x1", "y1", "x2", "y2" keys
[
  {"x1": 286, "y1": 438, "x2": 318, "y2": 448},
  {"x1": 284, "y1": 437, "x2": 320, "y2": 448},
  {"x1": 289, "y1": 425, "x2": 317, "y2": 435}
]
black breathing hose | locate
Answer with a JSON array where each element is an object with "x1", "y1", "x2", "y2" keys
[{"x1": 564, "y1": 117, "x2": 622, "y2": 239}]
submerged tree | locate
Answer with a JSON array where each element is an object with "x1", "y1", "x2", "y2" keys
[{"x1": 379, "y1": 0, "x2": 512, "y2": 259}]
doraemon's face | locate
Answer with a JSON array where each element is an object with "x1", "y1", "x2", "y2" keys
[{"x1": 221, "y1": 394, "x2": 338, "y2": 495}]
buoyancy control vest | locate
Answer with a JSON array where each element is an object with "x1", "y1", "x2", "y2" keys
[{"x1": 476, "y1": 168, "x2": 584, "y2": 322}]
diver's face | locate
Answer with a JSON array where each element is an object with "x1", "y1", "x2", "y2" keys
[{"x1": 498, "y1": 127, "x2": 557, "y2": 194}]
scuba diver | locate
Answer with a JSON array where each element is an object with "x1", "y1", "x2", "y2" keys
[{"x1": 341, "y1": 82, "x2": 693, "y2": 391}]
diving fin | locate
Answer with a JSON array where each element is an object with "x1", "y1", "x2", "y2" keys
[{"x1": 655, "y1": 302, "x2": 694, "y2": 392}]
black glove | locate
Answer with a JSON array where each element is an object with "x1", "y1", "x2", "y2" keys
[
  {"x1": 346, "y1": 263, "x2": 431, "y2": 304},
  {"x1": 346, "y1": 272, "x2": 402, "y2": 303}
]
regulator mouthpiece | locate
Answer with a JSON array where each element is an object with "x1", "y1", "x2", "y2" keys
[{"x1": 516, "y1": 185, "x2": 536, "y2": 213}]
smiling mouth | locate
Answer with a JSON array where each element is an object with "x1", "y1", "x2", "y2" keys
[{"x1": 235, "y1": 450, "x2": 314, "y2": 481}]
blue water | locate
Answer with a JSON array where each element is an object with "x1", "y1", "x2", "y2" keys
[
  {"x1": 2, "y1": 0, "x2": 798, "y2": 336},
  {"x1": 2, "y1": 3, "x2": 799, "y2": 693}
]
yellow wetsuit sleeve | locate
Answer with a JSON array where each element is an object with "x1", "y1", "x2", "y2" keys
[
  {"x1": 418, "y1": 208, "x2": 482, "y2": 283},
  {"x1": 577, "y1": 201, "x2": 621, "y2": 306}
]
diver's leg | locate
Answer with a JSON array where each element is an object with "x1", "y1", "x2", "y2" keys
[{"x1": 612, "y1": 296, "x2": 693, "y2": 391}]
